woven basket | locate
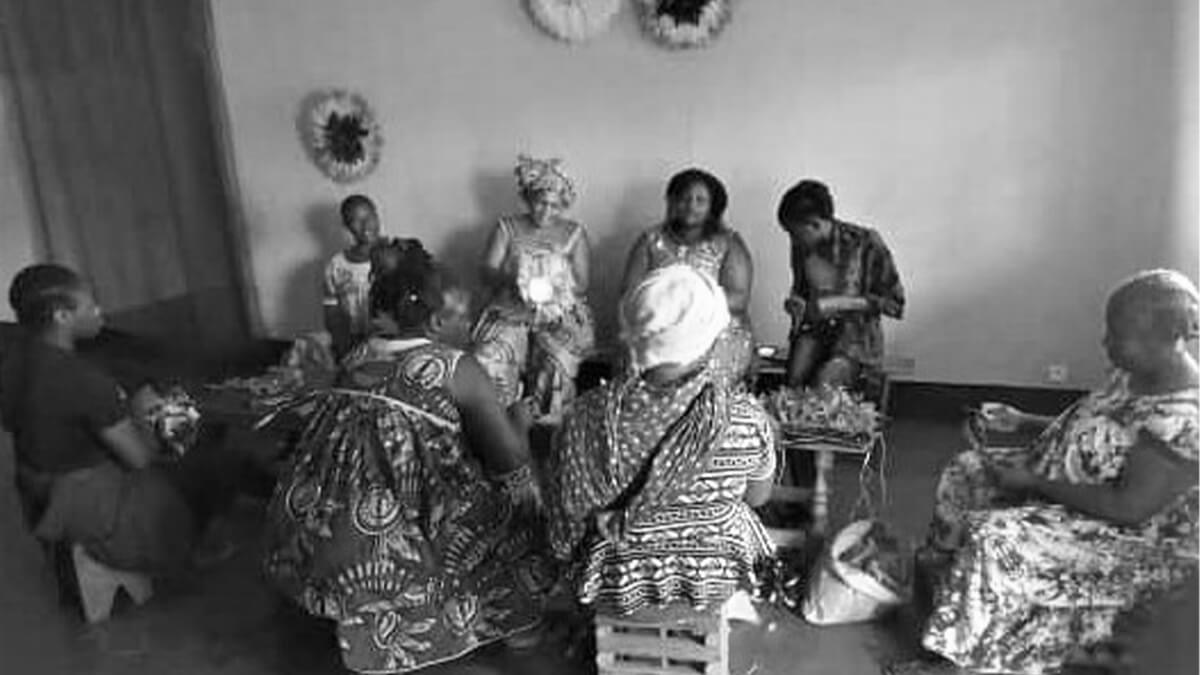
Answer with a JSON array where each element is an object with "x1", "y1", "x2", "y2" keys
[{"x1": 781, "y1": 426, "x2": 874, "y2": 450}]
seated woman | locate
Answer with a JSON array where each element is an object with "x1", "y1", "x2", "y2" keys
[
  {"x1": 473, "y1": 155, "x2": 594, "y2": 423},
  {"x1": 545, "y1": 264, "x2": 776, "y2": 616},
  {"x1": 917, "y1": 269, "x2": 1199, "y2": 675},
  {"x1": 621, "y1": 168, "x2": 755, "y2": 387},
  {"x1": 264, "y1": 243, "x2": 552, "y2": 674},
  {"x1": 0, "y1": 264, "x2": 241, "y2": 579},
  {"x1": 776, "y1": 179, "x2": 904, "y2": 389}
]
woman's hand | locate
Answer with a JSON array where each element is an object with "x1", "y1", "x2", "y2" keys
[
  {"x1": 784, "y1": 295, "x2": 806, "y2": 317},
  {"x1": 979, "y1": 402, "x2": 1025, "y2": 433},
  {"x1": 507, "y1": 398, "x2": 536, "y2": 436},
  {"x1": 497, "y1": 464, "x2": 543, "y2": 519},
  {"x1": 512, "y1": 481, "x2": 543, "y2": 519}
]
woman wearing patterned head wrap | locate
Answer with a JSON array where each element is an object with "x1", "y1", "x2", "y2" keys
[
  {"x1": 473, "y1": 155, "x2": 595, "y2": 423},
  {"x1": 543, "y1": 264, "x2": 777, "y2": 616},
  {"x1": 913, "y1": 270, "x2": 1200, "y2": 674}
]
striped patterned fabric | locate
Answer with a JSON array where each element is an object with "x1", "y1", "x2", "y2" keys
[{"x1": 549, "y1": 373, "x2": 777, "y2": 617}]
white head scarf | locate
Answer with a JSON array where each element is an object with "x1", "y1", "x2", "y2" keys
[{"x1": 620, "y1": 264, "x2": 730, "y2": 372}]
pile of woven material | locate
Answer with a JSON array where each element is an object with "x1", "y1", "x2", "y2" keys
[{"x1": 764, "y1": 384, "x2": 881, "y2": 446}]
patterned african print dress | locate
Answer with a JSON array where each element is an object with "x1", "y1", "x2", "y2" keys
[
  {"x1": 473, "y1": 216, "x2": 594, "y2": 420},
  {"x1": 642, "y1": 224, "x2": 755, "y2": 387},
  {"x1": 920, "y1": 372, "x2": 1199, "y2": 675},
  {"x1": 545, "y1": 366, "x2": 776, "y2": 616},
  {"x1": 263, "y1": 339, "x2": 551, "y2": 674}
]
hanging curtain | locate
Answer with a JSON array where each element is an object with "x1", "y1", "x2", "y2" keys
[{"x1": 0, "y1": 0, "x2": 248, "y2": 356}]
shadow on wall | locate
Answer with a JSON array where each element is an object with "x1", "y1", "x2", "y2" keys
[
  {"x1": 278, "y1": 201, "x2": 346, "y2": 334},
  {"x1": 588, "y1": 179, "x2": 664, "y2": 350},
  {"x1": 437, "y1": 168, "x2": 519, "y2": 299}
]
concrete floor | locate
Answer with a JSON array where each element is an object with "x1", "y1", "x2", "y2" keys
[{"x1": 0, "y1": 418, "x2": 1193, "y2": 675}]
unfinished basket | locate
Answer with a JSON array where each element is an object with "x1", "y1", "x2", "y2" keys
[{"x1": 595, "y1": 600, "x2": 730, "y2": 675}]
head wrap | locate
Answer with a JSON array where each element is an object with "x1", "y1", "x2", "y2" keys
[
  {"x1": 620, "y1": 264, "x2": 730, "y2": 372},
  {"x1": 515, "y1": 154, "x2": 577, "y2": 208}
]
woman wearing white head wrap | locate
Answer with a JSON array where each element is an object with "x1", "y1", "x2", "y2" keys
[
  {"x1": 620, "y1": 264, "x2": 730, "y2": 373},
  {"x1": 620, "y1": 168, "x2": 757, "y2": 387},
  {"x1": 544, "y1": 263, "x2": 777, "y2": 617}
]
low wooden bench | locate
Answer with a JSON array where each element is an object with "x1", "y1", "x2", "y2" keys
[{"x1": 595, "y1": 599, "x2": 731, "y2": 675}]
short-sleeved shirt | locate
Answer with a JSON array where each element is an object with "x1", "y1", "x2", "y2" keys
[
  {"x1": 0, "y1": 339, "x2": 124, "y2": 474},
  {"x1": 322, "y1": 251, "x2": 373, "y2": 338}
]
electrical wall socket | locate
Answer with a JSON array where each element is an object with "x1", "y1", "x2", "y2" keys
[{"x1": 1046, "y1": 364, "x2": 1069, "y2": 383}]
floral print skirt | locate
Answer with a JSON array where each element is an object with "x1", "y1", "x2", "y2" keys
[
  {"x1": 264, "y1": 391, "x2": 552, "y2": 673},
  {"x1": 919, "y1": 448, "x2": 1196, "y2": 674},
  {"x1": 472, "y1": 300, "x2": 594, "y2": 419},
  {"x1": 711, "y1": 315, "x2": 755, "y2": 389}
]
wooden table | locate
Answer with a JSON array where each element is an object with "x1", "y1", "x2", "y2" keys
[{"x1": 766, "y1": 432, "x2": 881, "y2": 545}]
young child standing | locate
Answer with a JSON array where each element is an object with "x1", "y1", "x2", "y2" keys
[{"x1": 322, "y1": 194, "x2": 382, "y2": 359}]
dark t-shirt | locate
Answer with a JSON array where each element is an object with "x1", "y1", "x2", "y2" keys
[{"x1": 0, "y1": 338, "x2": 125, "y2": 473}]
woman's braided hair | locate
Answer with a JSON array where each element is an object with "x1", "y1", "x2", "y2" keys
[
  {"x1": 8, "y1": 264, "x2": 82, "y2": 328},
  {"x1": 368, "y1": 238, "x2": 451, "y2": 331}
]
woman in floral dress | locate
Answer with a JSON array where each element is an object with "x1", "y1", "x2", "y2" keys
[
  {"x1": 264, "y1": 245, "x2": 552, "y2": 674},
  {"x1": 545, "y1": 264, "x2": 776, "y2": 616},
  {"x1": 917, "y1": 270, "x2": 1199, "y2": 675},
  {"x1": 621, "y1": 168, "x2": 756, "y2": 388},
  {"x1": 473, "y1": 155, "x2": 594, "y2": 423}
]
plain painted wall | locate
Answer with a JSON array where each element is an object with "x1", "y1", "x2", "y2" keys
[
  {"x1": 206, "y1": 0, "x2": 1195, "y2": 388},
  {"x1": 0, "y1": 74, "x2": 41, "y2": 321},
  {"x1": 1173, "y1": 0, "x2": 1199, "y2": 278}
]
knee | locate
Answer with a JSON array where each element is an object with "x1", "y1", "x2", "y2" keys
[{"x1": 816, "y1": 356, "x2": 857, "y2": 387}]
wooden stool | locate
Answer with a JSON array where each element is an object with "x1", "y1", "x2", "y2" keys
[
  {"x1": 595, "y1": 600, "x2": 730, "y2": 675},
  {"x1": 71, "y1": 544, "x2": 153, "y2": 623}
]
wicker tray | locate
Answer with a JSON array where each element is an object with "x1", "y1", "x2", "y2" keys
[{"x1": 780, "y1": 425, "x2": 876, "y2": 450}]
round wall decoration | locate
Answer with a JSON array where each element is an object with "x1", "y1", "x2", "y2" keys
[
  {"x1": 637, "y1": 0, "x2": 731, "y2": 49},
  {"x1": 525, "y1": 0, "x2": 621, "y2": 44},
  {"x1": 299, "y1": 90, "x2": 383, "y2": 184}
]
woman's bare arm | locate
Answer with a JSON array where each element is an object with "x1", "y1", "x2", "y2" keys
[
  {"x1": 719, "y1": 232, "x2": 753, "y2": 315},
  {"x1": 448, "y1": 354, "x2": 530, "y2": 475},
  {"x1": 569, "y1": 223, "x2": 591, "y2": 294},
  {"x1": 99, "y1": 418, "x2": 158, "y2": 470},
  {"x1": 620, "y1": 231, "x2": 651, "y2": 298},
  {"x1": 1028, "y1": 432, "x2": 1196, "y2": 526},
  {"x1": 743, "y1": 478, "x2": 773, "y2": 508},
  {"x1": 480, "y1": 221, "x2": 510, "y2": 291}
]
